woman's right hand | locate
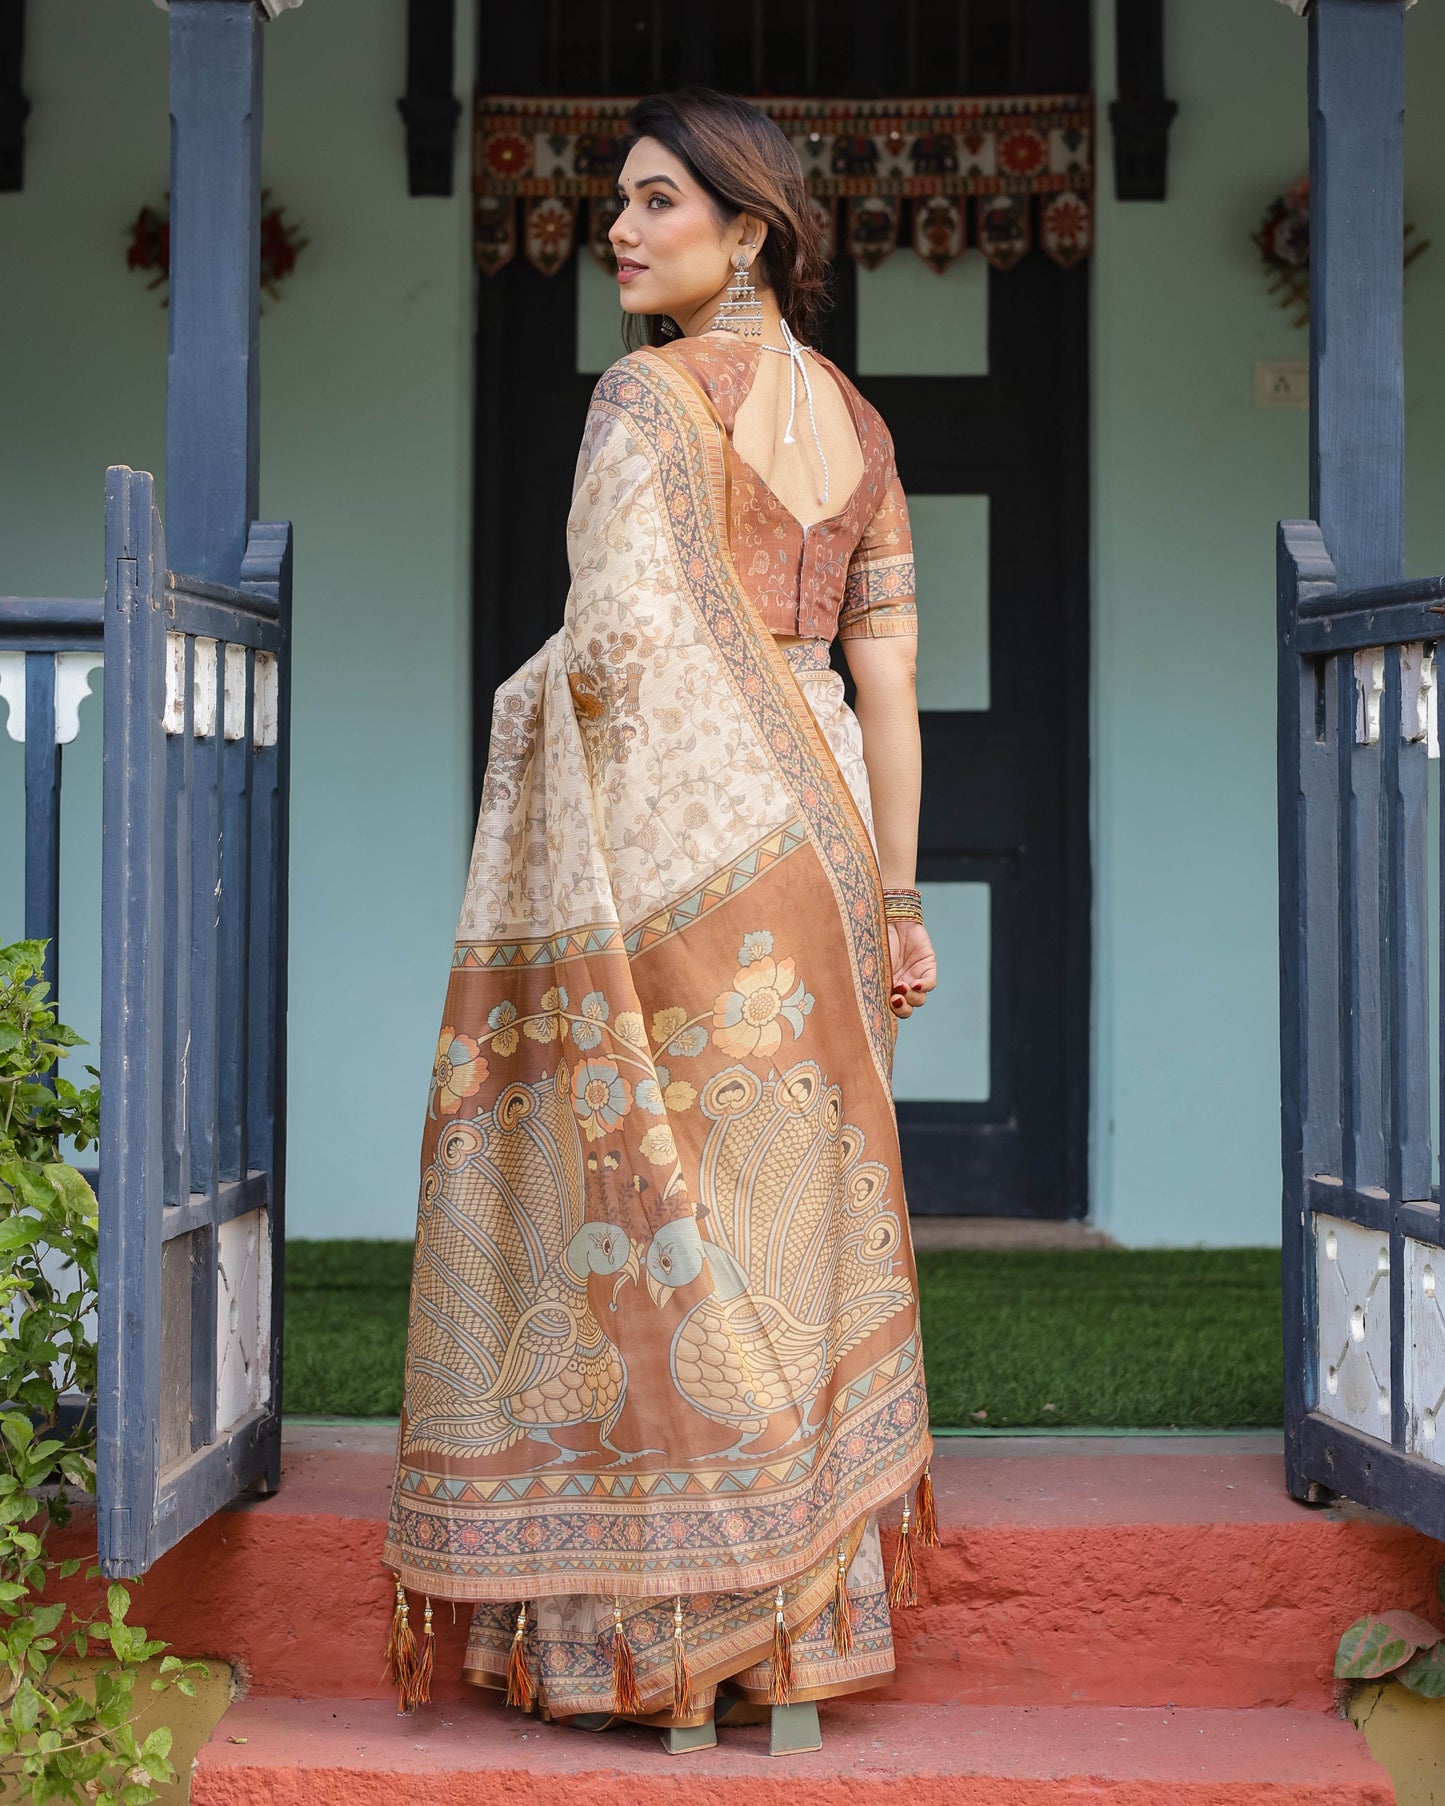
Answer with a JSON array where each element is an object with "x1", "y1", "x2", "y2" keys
[{"x1": 888, "y1": 919, "x2": 937, "y2": 1019}]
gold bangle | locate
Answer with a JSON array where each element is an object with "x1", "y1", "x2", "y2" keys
[{"x1": 882, "y1": 886, "x2": 924, "y2": 924}]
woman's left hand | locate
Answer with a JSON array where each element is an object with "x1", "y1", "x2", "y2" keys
[{"x1": 888, "y1": 920, "x2": 937, "y2": 1019}]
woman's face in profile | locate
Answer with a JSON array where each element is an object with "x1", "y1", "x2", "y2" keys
[{"x1": 610, "y1": 136, "x2": 750, "y2": 326}]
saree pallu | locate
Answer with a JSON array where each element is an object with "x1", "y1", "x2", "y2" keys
[{"x1": 382, "y1": 348, "x2": 932, "y2": 1716}]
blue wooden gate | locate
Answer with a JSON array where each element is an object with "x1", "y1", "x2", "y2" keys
[
  {"x1": 1279, "y1": 0, "x2": 1445, "y2": 1535},
  {"x1": 98, "y1": 469, "x2": 292, "y2": 1577},
  {"x1": 0, "y1": 464, "x2": 292, "y2": 1578}
]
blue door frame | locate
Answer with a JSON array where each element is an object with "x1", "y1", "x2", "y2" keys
[{"x1": 1279, "y1": 0, "x2": 1445, "y2": 1536}]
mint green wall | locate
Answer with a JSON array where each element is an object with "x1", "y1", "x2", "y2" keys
[
  {"x1": 1090, "y1": 0, "x2": 1445, "y2": 1245},
  {"x1": 0, "y1": 0, "x2": 475, "y2": 1239},
  {"x1": 7, "y1": 2, "x2": 1445, "y2": 1247}
]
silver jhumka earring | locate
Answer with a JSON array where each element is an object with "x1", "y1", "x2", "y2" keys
[{"x1": 711, "y1": 251, "x2": 762, "y2": 338}]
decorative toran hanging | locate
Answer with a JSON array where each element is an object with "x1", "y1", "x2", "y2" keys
[{"x1": 474, "y1": 94, "x2": 1093, "y2": 280}]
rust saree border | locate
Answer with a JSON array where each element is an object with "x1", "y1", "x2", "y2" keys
[{"x1": 387, "y1": 1355, "x2": 929, "y2": 1599}]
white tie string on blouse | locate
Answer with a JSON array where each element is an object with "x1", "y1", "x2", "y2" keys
[{"x1": 760, "y1": 319, "x2": 832, "y2": 512}]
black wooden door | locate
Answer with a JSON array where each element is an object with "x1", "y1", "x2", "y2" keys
[{"x1": 474, "y1": 0, "x2": 1090, "y2": 1220}]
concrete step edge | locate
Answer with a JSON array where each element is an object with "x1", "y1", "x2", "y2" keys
[{"x1": 189, "y1": 1697, "x2": 1395, "y2": 1806}]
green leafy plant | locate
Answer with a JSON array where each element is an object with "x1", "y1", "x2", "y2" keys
[
  {"x1": 1335, "y1": 1563, "x2": 1445, "y2": 1700},
  {"x1": 0, "y1": 938, "x2": 204, "y2": 1803}
]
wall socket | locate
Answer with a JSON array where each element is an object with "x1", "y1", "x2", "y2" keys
[{"x1": 1255, "y1": 360, "x2": 1309, "y2": 411}]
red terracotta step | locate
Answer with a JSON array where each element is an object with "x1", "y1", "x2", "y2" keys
[
  {"x1": 887, "y1": 1434, "x2": 1443, "y2": 1712},
  {"x1": 47, "y1": 1428, "x2": 1442, "y2": 1712},
  {"x1": 189, "y1": 1696, "x2": 1395, "y2": 1805}
]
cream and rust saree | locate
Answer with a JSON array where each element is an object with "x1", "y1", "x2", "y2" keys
[{"x1": 383, "y1": 346, "x2": 933, "y2": 1722}]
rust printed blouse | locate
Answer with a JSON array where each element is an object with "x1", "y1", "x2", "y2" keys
[{"x1": 656, "y1": 334, "x2": 919, "y2": 644}]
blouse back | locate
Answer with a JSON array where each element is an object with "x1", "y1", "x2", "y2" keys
[{"x1": 654, "y1": 334, "x2": 918, "y2": 645}]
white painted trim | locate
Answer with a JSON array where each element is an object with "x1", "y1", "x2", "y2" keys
[
  {"x1": 1400, "y1": 643, "x2": 1438, "y2": 758},
  {"x1": 54, "y1": 653, "x2": 105, "y2": 746},
  {"x1": 163, "y1": 633, "x2": 187, "y2": 736},
  {"x1": 224, "y1": 644, "x2": 248, "y2": 742},
  {"x1": 1354, "y1": 647, "x2": 1385, "y2": 746},
  {"x1": 252, "y1": 652, "x2": 278, "y2": 748},
  {"x1": 0, "y1": 654, "x2": 26, "y2": 744},
  {"x1": 193, "y1": 638, "x2": 219, "y2": 739}
]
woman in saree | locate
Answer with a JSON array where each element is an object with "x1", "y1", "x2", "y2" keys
[{"x1": 383, "y1": 87, "x2": 940, "y2": 1752}]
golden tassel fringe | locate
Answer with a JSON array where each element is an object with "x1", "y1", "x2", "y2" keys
[
  {"x1": 832, "y1": 1542, "x2": 855, "y2": 1657},
  {"x1": 888, "y1": 1497, "x2": 918, "y2": 1609},
  {"x1": 505, "y1": 1602, "x2": 536, "y2": 1712},
  {"x1": 768, "y1": 1585, "x2": 795, "y2": 1706},
  {"x1": 611, "y1": 1598, "x2": 643, "y2": 1716},
  {"x1": 915, "y1": 1464, "x2": 940, "y2": 1548},
  {"x1": 410, "y1": 1596, "x2": 435, "y2": 1708},
  {"x1": 671, "y1": 1595, "x2": 695, "y2": 1719},
  {"x1": 384, "y1": 1575, "x2": 418, "y2": 1712}
]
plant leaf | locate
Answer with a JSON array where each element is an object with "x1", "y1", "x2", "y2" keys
[
  {"x1": 1396, "y1": 1641, "x2": 1445, "y2": 1698},
  {"x1": 0, "y1": 1218, "x2": 42, "y2": 1257},
  {"x1": 1336, "y1": 1614, "x2": 1419, "y2": 1678},
  {"x1": 42, "y1": 1165, "x2": 96, "y2": 1219},
  {"x1": 1378, "y1": 1609, "x2": 1443, "y2": 1649}
]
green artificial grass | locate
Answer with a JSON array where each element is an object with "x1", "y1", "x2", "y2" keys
[
  {"x1": 281, "y1": 1241, "x2": 1284, "y2": 1429},
  {"x1": 282, "y1": 1239, "x2": 414, "y2": 1419},
  {"x1": 916, "y1": 1247, "x2": 1283, "y2": 1430}
]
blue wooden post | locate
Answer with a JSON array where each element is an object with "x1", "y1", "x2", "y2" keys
[
  {"x1": 1309, "y1": 0, "x2": 1406, "y2": 592},
  {"x1": 22, "y1": 653, "x2": 59, "y2": 995},
  {"x1": 165, "y1": 0, "x2": 264, "y2": 586}
]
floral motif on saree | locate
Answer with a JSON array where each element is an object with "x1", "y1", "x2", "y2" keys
[{"x1": 382, "y1": 348, "x2": 932, "y2": 1613}]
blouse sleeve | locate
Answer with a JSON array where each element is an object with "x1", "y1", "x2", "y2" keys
[{"x1": 837, "y1": 469, "x2": 918, "y2": 640}]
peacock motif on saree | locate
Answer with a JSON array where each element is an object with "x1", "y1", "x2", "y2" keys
[
  {"x1": 643, "y1": 1061, "x2": 912, "y2": 1453},
  {"x1": 402, "y1": 1064, "x2": 641, "y2": 1460}
]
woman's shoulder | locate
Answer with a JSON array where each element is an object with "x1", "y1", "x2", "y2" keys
[
  {"x1": 589, "y1": 343, "x2": 705, "y2": 406},
  {"x1": 589, "y1": 338, "x2": 754, "y2": 435},
  {"x1": 651, "y1": 334, "x2": 756, "y2": 415}
]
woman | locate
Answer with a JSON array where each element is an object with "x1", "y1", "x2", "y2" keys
[{"x1": 383, "y1": 87, "x2": 939, "y2": 1750}]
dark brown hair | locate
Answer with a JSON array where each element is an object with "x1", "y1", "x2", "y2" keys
[{"x1": 616, "y1": 88, "x2": 831, "y2": 351}]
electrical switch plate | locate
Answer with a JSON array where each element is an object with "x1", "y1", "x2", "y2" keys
[{"x1": 1255, "y1": 359, "x2": 1309, "y2": 410}]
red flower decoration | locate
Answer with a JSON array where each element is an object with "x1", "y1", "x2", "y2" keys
[
  {"x1": 1047, "y1": 195, "x2": 1089, "y2": 246},
  {"x1": 486, "y1": 133, "x2": 531, "y2": 178},
  {"x1": 125, "y1": 190, "x2": 307, "y2": 305},
  {"x1": 125, "y1": 206, "x2": 170, "y2": 290},
  {"x1": 998, "y1": 129, "x2": 1046, "y2": 177}
]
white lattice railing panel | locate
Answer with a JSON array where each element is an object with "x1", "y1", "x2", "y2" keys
[
  {"x1": 1316, "y1": 1213, "x2": 1392, "y2": 1441},
  {"x1": 1405, "y1": 1237, "x2": 1445, "y2": 1467}
]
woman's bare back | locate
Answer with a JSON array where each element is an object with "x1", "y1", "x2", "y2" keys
[{"x1": 730, "y1": 344, "x2": 865, "y2": 527}]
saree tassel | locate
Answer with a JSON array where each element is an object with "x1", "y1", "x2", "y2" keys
[
  {"x1": 832, "y1": 1542, "x2": 855, "y2": 1657},
  {"x1": 915, "y1": 1464, "x2": 940, "y2": 1548},
  {"x1": 610, "y1": 1598, "x2": 643, "y2": 1716},
  {"x1": 384, "y1": 1574, "x2": 418, "y2": 1710},
  {"x1": 409, "y1": 1597, "x2": 435, "y2": 1708},
  {"x1": 505, "y1": 1603, "x2": 536, "y2": 1712},
  {"x1": 768, "y1": 1585, "x2": 795, "y2": 1706},
  {"x1": 671, "y1": 1595, "x2": 695, "y2": 1719},
  {"x1": 888, "y1": 1497, "x2": 918, "y2": 1609}
]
